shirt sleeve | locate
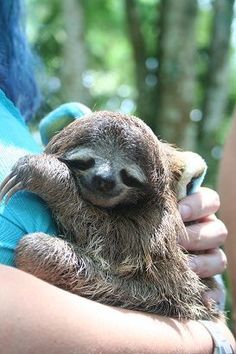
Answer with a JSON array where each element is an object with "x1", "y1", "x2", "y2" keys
[
  {"x1": 0, "y1": 192, "x2": 57, "y2": 266},
  {"x1": 0, "y1": 90, "x2": 58, "y2": 266},
  {"x1": 0, "y1": 214, "x2": 25, "y2": 265}
]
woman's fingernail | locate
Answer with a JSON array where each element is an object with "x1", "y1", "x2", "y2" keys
[{"x1": 178, "y1": 204, "x2": 192, "y2": 220}]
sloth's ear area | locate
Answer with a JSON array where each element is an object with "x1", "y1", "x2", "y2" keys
[{"x1": 175, "y1": 151, "x2": 207, "y2": 201}]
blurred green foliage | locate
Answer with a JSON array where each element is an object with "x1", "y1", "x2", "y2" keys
[{"x1": 25, "y1": 0, "x2": 236, "y2": 184}]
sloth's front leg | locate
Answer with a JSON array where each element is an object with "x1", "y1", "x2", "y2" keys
[
  {"x1": 0, "y1": 154, "x2": 76, "y2": 208},
  {"x1": 16, "y1": 233, "x2": 122, "y2": 302},
  {"x1": 16, "y1": 233, "x2": 141, "y2": 307},
  {"x1": 16, "y1": 233, "x2": 92, "y2": 292}
]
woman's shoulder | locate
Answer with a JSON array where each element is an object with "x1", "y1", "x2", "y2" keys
[{"x1": 0, "y1": 89, "x2": 41, "y2": 176}]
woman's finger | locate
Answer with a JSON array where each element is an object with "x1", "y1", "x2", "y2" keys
[
  {"x1": 178, "y1": 187, "x2": 220, "y2": 222},
  {"x1": 188, "y1": 248, "x2": 227, "y2": 278},
  {"x1": 180, "y1": 217, "x2": 228, "y2": 251}
]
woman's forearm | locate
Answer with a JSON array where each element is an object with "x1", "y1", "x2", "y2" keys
[{"x1": 1, "y1": 265, "x2": 232, "y2": 354}]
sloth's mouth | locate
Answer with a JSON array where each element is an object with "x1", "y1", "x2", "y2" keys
[
  {"x1": 80, "y1": 187, "x2": 128, "y2": 208},
  {"x1": 79, "y1": 184, "x2": 148, "y2": 210}
]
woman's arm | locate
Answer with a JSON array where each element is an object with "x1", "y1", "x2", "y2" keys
[
  {"x1": 218, "y1": 112, "x2": 236, "y2": 334},
  {"x1": 2, "y1": 264, "x2": 234, "y2": 354}
]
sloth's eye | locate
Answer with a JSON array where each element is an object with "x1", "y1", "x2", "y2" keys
[
  {"x1": 60, "y1": 158, "x2": 95, "y2": 171},
  {"x1": 120, "y1": 169, "x2": 144, "y2": 188}
]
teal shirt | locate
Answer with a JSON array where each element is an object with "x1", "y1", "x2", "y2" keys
[{"x1": 0, "y1": 90, "x2": 57, "y2": 266}]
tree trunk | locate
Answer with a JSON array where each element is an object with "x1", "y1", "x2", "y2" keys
[
  {"x1": 61, "y1": 0, "x2": 91, "y2": 105},
  {"x1": 157, "y1": 0, "x2": 198, "y2": 149},
  {"x1": 199, "y1": 0, "x2": 234, "y2": 144},
  {"x1": 124, "y1": 0, "x2": 158, "y2": 130}
]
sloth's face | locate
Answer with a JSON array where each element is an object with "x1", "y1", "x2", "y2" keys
[
  {"x1": 47, "y1": 112, "x2": 207, "y2": 210},
  {"x1": 59, "y1": 145, "x2": 151, "y2": 208}
]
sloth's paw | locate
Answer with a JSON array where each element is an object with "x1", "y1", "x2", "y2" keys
[{"x1": 0, "y1": 155, "x2": 35, "y2": 202}]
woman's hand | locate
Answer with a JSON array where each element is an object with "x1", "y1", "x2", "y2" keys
[
  {"x1": 178, "y1": 187, "x2": 228, "y2": 307},
  {"x1": 178, "y1": 187, "x2": 227, "y2": 278}
]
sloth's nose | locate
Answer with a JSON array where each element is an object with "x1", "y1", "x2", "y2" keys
[{"x1": 92, "y1": 172, "x2": 116, "y2": 192}]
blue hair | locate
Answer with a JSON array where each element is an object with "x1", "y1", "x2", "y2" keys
[{"x1": 0, "y1": 0, "x2": 41, "y2": 121}]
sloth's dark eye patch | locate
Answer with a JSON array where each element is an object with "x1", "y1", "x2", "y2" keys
[
  {"x1": 120, "y1": 169, "x2": 144, "y2": 188},
  {"x1": 60, "y1": 158, "x2": 95, "y2": 171}
]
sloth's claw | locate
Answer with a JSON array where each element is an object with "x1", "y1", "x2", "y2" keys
[
  {"x1": 0, "y1": 174, "x2": 17, "y2": 201},
  {"x1": 0, "y1": 155, "x2": 34, "y2": 203},
  {"x1": 0, "y1": 172, "x2": 25, "y2": 202},
  {"x1": 4, "y1": 182, "x2": 24, "y2": 202},
  {"x1": 0, "y1": 172, "x2": 15, "y2": 190}
]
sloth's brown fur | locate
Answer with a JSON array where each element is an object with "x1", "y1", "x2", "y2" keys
[{"x1": 6, "y1": 111, "x2": 219, "y2": 320}]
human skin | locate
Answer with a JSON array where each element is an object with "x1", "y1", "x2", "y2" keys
[
  {"x1": 179, "y1": 187, "x2": 227, "y2": 279},
  {"x1": 0, "y1": 188, "x2": 234, "y2": 353},
  {"x1": 0, "y1": 265, "x2": 215, "y2": 354},
  {"x1": 218, "y1": 112, "x2": 236, "y2": 335}
]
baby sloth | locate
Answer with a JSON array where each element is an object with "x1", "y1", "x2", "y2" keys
[{"x1": 0, "y1": 111, "x2": 219, "y2": 320}]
